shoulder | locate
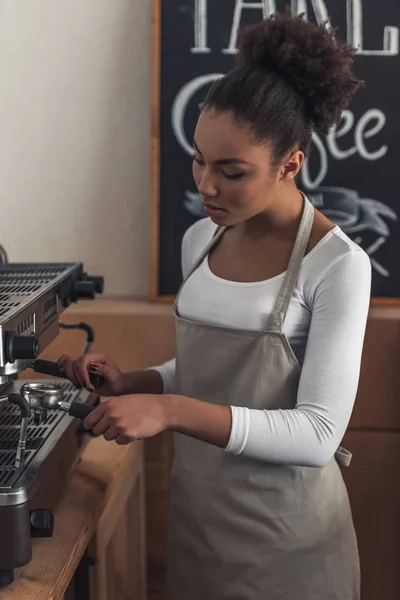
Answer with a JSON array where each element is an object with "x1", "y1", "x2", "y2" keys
[
  {"x1": 307, "y1": 227, "x2": 371, "y2": 276},
  {"x1": 301, "y1": 227, "x2": 371, "y2": 307},
  {"x1": 182, "y1": 217, "x2": 218, "y2": 250},
  {"x1": 182, "y1": 217, "x2": 217, "y2": 259},
  {"x1": 181, "y1": 218, "x2": 218, "y2": 276}
]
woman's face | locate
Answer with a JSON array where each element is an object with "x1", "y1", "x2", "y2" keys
[{"x1": 192, "y1": 109, "x2": 302, "y2": 226}]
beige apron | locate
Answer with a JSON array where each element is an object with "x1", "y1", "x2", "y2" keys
[{"x1": 167, "y1": 196, "x2": 360, "y2": 599}]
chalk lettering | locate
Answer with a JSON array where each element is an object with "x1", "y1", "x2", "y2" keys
[
  {"x1": 301, "y1": 0, "x2": 331, "y2": 25},
  {"x1": 355, "y1": 109, "x2": 388, "y2": 160},
  {"x1": 291, "y1": 0, "x2": 308, "y2": 16},
  {"x1": 223, "y1": 0, "x2": 331, "y2": 54},
  {"x1": 172, "y1": 74, "x2": 388, "y2": 172},
  {"x1": 348, "y1": 0, "x2": 399, "y2": 56},
  {"x1": 327, "y1": 109, "x2": 387, "y2": 162},
  {"x1": 301, "y1": 133, "x2": 328, "y2": 189},
  {"x1": 223, "y1": 1, "x2": 276, "y2": 54},
  {"x1": 301, "y1": 108, "x2": 387, "y2": 188},
  {"x1": 194, "y1": 0, "x2": 398, "y2": 56},
  {"x1": 191, "y1": 0, "x2": 211, "y2": 54},
  {"x1": 326, "y1": 111, "x2": 357, "y2": 160},
  {"x1": 172, "y1": 74, "x2": 222, "y2": 155}
]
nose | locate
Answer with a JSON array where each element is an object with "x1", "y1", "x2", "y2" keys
[{"x1": 197, "y1": 168, "x2": 218, "y2": 198}]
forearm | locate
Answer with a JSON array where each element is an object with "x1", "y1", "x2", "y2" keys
[
  {"x1": 166, "y1": 394, "x2": 232, "y2": 449},
  {"x1": 119, "y1": 369, "x2": 164, "y2": 395},
  {"x1": 226, "y1": 406, "x2": 340, "y2": 467}
]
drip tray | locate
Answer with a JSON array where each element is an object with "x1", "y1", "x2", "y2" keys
[
  {"x1": 0, "y1": 452, "x2": 36, "y2": 486},
  {"x1": 0, "y1": 380, "x2": 81, "y2": 489},
  {"x1": 0, "y1": 438, "x2": 43, "y2": 451}
]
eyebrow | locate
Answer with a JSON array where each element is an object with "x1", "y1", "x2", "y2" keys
[{"x1": 193, "y1": 139, "x2": 252, "y2": 166}]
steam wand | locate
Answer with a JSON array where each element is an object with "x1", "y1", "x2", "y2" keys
[{"x1": 6, "y1": 393, "x2": 31, "y2": 469}]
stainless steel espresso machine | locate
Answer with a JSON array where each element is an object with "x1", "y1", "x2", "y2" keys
[{"x1": 0, "y1": 246, "x2": 104, "y2": 587}]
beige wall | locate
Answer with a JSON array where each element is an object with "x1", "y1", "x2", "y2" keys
[{"x1": 0, "y1": 0, "x2": 151, "y2": 298}]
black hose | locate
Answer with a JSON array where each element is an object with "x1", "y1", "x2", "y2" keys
[{"x1": 59, "y1": 322, "x2": 94, "y2": 354}]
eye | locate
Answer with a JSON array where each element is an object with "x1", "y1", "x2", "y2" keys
[
  {"x1": 193, "y1": 154, "x2": 205, "y2": 165},
  {"x1": 193, "y1": 155, "x2": 244, "y2": 180},
  {"x1": 222, "y1": 171, "x2": 244, "y2": 180}
]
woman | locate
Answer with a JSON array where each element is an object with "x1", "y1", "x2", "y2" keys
[{"x1": 59, "y1": 13, "x2": 371, "y2": 600}]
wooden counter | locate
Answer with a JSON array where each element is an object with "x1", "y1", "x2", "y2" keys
[{"x1": 0, "y1": 435, "x2": 146, "y2": 600}]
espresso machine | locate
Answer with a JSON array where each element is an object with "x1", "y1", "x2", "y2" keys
[{"x1": 0, "y1": 246, "x2": 105, "y2": 587}]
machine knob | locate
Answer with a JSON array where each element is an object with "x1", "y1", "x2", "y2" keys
[
  {"x1": 73, "y1": 280, "x2": 95, "y2": 300},
  {"x1": 30, "y1": 509, "x2": 54, "y2": 538},
  {"x1": 85, "y1": 275, "x2": 104, "y2": 294},
  {"x1": 6, "y1": 333, "x2": 39, "y2": 363}
]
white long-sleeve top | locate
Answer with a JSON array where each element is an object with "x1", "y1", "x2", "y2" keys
[{"x1": 152, "y1": 217, "x2": 372, "y2": 467}]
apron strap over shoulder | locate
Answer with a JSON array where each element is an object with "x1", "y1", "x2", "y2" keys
[
  {"x1": 269, "y1": 195, "x2": 315, "y2": 333},
  {"x1": 173, "y1": 225, "x2": 227, "y2": 310}
]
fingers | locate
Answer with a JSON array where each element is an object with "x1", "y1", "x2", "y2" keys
[
  {"x1": 57, "y1": 352, "x2": 109, "y2": 391},
  {"x1": 57, "y1": 354, "x2": 80, "y2": 388},
  {"x1": 81, "y1": 400, "x2": 135, "y2": 445},
  {"x1": 87, "y1": 362, "x2": 109, "y2": 377},
  {"x1": 87, "y1": 362, "x2": 114, "y2": 392},
  {"x1": 116, "y1": 435, "x2": 133, "y2": 445},
  {"x1": 102, "y1": 426, "x2": 120, "y2": 441},
  {"x1": 76, "y1": 357, "x2": 97, "y2": 391},
  {"x1": 83, "y1": 403, "x2": 106, "y2": 431},
  {"x1": 75, "y1": 353, "x2": 107, "y2": 391}
]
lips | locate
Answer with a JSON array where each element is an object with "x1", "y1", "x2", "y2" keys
[
  {"x1": 203, "y1": 203, "x2": 226, "y2": 218},
  {"x1": 204, "y1": 203, "x2": 224, "y2": 211}
]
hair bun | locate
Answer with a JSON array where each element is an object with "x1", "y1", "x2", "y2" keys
[{"x1": 237, "y1": 12, "x2": 363, "y2": 133}]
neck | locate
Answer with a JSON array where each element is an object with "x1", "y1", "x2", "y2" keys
[{"x1": 237, "y1": 187, "x2": 304, "y2": 238}]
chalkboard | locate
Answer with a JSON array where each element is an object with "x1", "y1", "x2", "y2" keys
[{"x1": 150, "y1": 0, "x2": 400, "y2": 301}]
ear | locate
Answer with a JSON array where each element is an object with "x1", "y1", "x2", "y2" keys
[{"x1": 280, "y1": 150, "x2": 304, "y2": 183}]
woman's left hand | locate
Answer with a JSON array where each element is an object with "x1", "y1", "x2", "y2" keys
[{"x1": 83, "y1": 394, "x2": 170, "y2": 445}]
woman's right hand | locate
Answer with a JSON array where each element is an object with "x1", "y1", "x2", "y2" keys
[{"x1": 57, "y1": 352, "x2": 126, "y2": 396}]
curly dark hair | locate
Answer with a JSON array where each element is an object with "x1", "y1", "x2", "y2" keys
[{"x1": 203, "y1": 12, "x2": 363, "y2": 167}]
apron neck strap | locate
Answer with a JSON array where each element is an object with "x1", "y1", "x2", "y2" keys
[
  {"x1": 173, "y1": 225, "x2": 227, "y2": 309},
  {"x1": 174, "y1": 195, "x2": 314, "y2": 326},
  {"x1": 269, "y1": 194, "x2": 315, "y2": 333}
]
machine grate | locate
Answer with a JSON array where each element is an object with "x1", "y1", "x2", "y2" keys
[
  {"x1": 0, "y1": 439, "x2": 43, "y2": 451},
  {"x1": 0, "y1": 453, "x2": 36, "y2": 486},
  {"x1": 0, "y1": 380, "x2": 80, "y2": 487},
  {"x1": 0, "y1": 263, "x2": 74, "y2": 322}
]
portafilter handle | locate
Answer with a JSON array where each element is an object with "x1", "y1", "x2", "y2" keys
[
  {"x1": 64, "y1": 401, "x2": 94, "y2": 419},
  {"x1": 32, "y1": 359, "x2": 105, "y2": 390}
]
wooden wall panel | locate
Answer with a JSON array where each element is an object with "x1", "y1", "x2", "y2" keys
[
  {"x1": 350, "y1": 311, "x2": 400, "y2": 430},
  {"x1": 342, "y1": 431, "x2": 400, "y2": 600}
]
